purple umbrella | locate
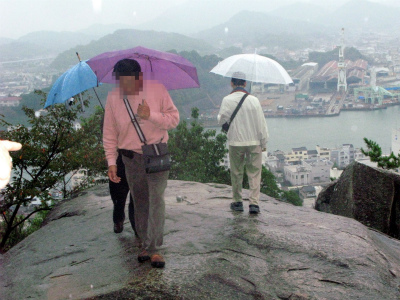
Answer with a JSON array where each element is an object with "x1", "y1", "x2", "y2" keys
[{"x1": 86, "y1": 46, "x2": 200, "y2": 91}]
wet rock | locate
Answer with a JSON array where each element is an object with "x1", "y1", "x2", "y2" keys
[
  {"x1": 315, "y1": 161, "x2": 400, "y2": 239},
  {"x1": 2, "y1": 180, "x2": 400, "y2": 299}
]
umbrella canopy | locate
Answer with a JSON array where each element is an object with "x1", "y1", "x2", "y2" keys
[
  {"x1": 210, "y1": 53, "x2": 293, "y2": 85},
  {"x1": 44, "y1": 61, "x2": 99, "y2": 108},
  {"x1": 86, "y1": 46, "x2": 200, "y2": 90}
]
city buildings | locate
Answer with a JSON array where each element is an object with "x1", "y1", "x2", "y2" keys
[{"x1": 0, "y1": 96, "x2": 21, "y2": 107}]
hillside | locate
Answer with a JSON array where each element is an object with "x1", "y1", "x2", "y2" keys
[
  {"x1": 0, "y1": 31, "x2": 95, "y2": 62},
  {"x1": 322, "y1": 0, "x2": 400, "y2": 33},
  {"x1": 195, "y1": 10, "x2": 334, "y2": 50},
  {"x1": 49, "y1": 29, "x2": 216, "y2": 71}
]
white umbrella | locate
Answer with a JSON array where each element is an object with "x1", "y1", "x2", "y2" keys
[{"x1": 210, "y1": 53, "x2": 293, "y2": 85}]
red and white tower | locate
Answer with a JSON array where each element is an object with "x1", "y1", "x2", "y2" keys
[{"x1": 337, "y1": 28, "x2": 347, "y2": 92}]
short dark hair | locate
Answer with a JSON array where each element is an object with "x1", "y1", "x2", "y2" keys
[
  {"x1": 113, "y1": 59, "x2": 142, "y2": 79},
  {"x1": 231, "y1": 77, "x2": 246, "y2": 86}
]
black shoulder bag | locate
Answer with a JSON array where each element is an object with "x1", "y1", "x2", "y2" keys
[
  {"x1": 221, "y1": 94, "x2": 249, "y2": 133},
  {"x1": 123, "y1": 98, "x2": 171, "y2": 174}
]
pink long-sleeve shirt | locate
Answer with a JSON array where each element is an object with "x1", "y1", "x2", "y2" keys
[{"x1": 103, "y1": 80, "x2": 180, "y2": 166}]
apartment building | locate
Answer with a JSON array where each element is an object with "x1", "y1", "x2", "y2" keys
[
  {"x1": 284, "y1": 164, "x2": 311, "y2": 186},
  {"x1": 285, "y1": 146, "x2": 308, "y2": 163},
  {"x1": 302, "y1": 158, "x2": 333, "y2": 183},
  {"x1": 330, "y1": 144, "x2": 355, "y2": 169},
  {"x1": 316, "y1": 145, "x2": 330, "y2": 160}
]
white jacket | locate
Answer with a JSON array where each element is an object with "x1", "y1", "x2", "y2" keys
[{"x1": 218, "y1": 91, "x2": 269, "y2": 149}]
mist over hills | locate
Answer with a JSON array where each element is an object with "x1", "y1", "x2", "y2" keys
[
  {"x1": 194, "y1": 10, "x2": 335, "y2": 51},
  {"x1": 1, "y1": 0, "x2": 399, "y2": 63},
  {"x1": 77, "y1": 23, "x2": 133, "y2": 38},
  {"x1": 50, "y1": 29, "x2": 216, "y2": 71},
  {"x1": 270, "y1": 0, "x2": 400, "y2": 36},
  {"x1": 0, "y1": 31, "x2": 95, "y2": 62},
  {"x1": 326, "y1": 0, "x2": 400, "y2": 32}
]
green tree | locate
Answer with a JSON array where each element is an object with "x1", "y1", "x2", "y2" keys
[
  {"x1": 260, "y1": 166, "x2": 281, "y2": 199},
  {"x1": 168, "y1": 107, "x2": 230, "y2": 184},
  {"x1": 281, "y1": 190, "x2": 303, "y2": 206},
  {"x1": 169, "y1": 109, "x2": 302, "y2": 206},
  {"x1": 0, "y1": 91, "x2": 105, "y2": 252},
  {"x1": 361, "y1": 137, "x2": 400, "y2": 170}
]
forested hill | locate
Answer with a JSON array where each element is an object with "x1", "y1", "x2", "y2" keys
[
  {"x1": 4, "y1": 50, "x2": 231, "y2": 126},
  {"x1": 50, "y1": 29, "x2": 216, "y2": 71},
  {"x1": 308, "y1": 47, "x2": 373, "y2": 67}
]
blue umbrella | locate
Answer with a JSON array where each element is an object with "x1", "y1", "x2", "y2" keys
[{"x1": 44, "y1": 58, "x2": 103, "y2": 109}]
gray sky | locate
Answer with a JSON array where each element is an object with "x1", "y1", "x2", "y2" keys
[{"x1": 0, "y1": 0, "x2": 398, "y2": 39}]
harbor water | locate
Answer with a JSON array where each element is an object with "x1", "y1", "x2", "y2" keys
[{"x1": 212, "y1": 106, "x2": 400, "y2": 154}]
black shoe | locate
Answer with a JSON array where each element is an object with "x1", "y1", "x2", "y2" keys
[
  {"x1": 249, "y1": 205, "x2": 260, "y2": 214},
  {"x1": 138, "y1": 249, "x2": 151, "y2": 263},
  {"x1": 230, "y1": 202, "x2": 244, "y2": 212},
  {"x1": 114, "y1": 221, "x2": 124, "y2": 233}
]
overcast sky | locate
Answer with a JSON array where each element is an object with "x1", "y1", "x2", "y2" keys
[{"x1": 0, "y1": 0, "x2": 398, "y2": 39}]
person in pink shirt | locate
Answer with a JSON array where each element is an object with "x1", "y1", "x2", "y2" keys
[{"x1": 103, "y1": 59, "x2": 179, "y2": 268}]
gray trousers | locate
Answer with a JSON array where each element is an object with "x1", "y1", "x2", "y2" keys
[
  {"x1": 229, "y1": 145, "x2": 262, "y2": 206},
  {"x1": 122, "y1": 153, "x2": 169, "y2": 253}
]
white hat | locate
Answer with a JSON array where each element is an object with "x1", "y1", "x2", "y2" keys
[{"x1": 232, "y1": 71, "x2": 246, "y2": 80}]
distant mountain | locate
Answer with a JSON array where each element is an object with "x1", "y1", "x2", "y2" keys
[
  {"x1": 195, "y1": 10, "x2": 335, "y2": 50},
  {"x1": 136, "y1": 1, "x2": 245, "y2": 35},
  {"x1": 136, "y1": 0, "x2": 345, "y2": 35},
  {"x1": 270, "y1": 2, "x2": 328, "y2": 22},
  {"x1": 50, "y1": 29, "x2": 216, "y2": 71},
  {"x1": 0, "y1": 23, "x2": 135, "y2": 62},
  {"x1": 322, "y1": 0, "x2": 400, "y2": 32},
  {"x1": 0, "y1": 31, "x2": 94, "y2": 62},
  {"x1": 18, "y1": 31, "x2": 94, "y2": 52},
  {"x1": 78, "y1": 23, "x2": 133, "y2": 38},
  {"x1": 148, "y1": 0, "x2": 400, "y2": 46},
  {"x1": 0, "y1": 37, "x2": 13, "y2": 46}
]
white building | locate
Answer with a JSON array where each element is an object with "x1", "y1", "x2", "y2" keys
[
  {"x1": 330, "y1": 144, "x2": 355, "y2": 169},
  {"x1": 285, "y1": 146, "x2": 308, "y2": 163},
  {"x1": 303, "y1": 158, "x2": 333, "y2": 183},
  {"x1": 284, "y1": 164, "x2": 311, "y2": 186},
  {"x1": 316, "y1": 145, "x2": 330, "y2": 160}
]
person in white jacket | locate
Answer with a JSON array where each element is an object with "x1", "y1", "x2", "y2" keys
[{"x1": 218, "y1": 72, "x2": 269, "y2": 214}]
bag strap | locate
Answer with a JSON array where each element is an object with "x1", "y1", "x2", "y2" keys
[
  {"x1": 229, "y1": 93, "x2": 249, "y2": 125},
  {"x1": 123, "y1": 98, "x2": 147, "y2": 144}
]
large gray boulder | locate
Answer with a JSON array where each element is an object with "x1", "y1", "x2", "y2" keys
[
  {"x1": 2, "y1": 180, "x2": 400, "y2": 299},
  {"x1": 315, "y1": 161, "x2": 400, "y2": 239}
]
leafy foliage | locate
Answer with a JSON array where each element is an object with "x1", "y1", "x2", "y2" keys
[
  {"x1": 0, "y1": 91, "x2": 106, "y2": 251},
  {"x1": 281, "y1": 190, "x2": 303, "y2": 206},
  {"x1": 361, "y1": 138, "x2": 400, "y2": 170},
  {"x1": 169, "y1": 108, "x2": 302, "y2": 206},
  {"x1": 168, "y1": 107, "x2": 230, "y2": 184},
  {"x1": 260, "y1": 166, "x2": 281, "y2": 199}
]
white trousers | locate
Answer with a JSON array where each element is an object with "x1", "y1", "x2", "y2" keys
[{"x1": 229, "y1": 145, "x2": 262, "y2": 206}]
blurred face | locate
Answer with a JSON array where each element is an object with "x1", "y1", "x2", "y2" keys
[{"x1": 118, "y1": 72, "x2": 143, "y2": 95}]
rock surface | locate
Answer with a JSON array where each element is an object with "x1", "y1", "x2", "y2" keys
[
  {"x1": 315, "y1": 161, "x2": 400, "y2": 239},
  {"x1": 2, "y1": 180, "x2": 400, "y2": 299}
]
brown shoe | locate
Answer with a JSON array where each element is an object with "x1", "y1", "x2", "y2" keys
[
  {"x1": 150, "y1": 254, "x2": 165, "y2": 268},
  {"x1": 114, "y1": 221, "x2": 124, "y2": 233},
  {"x1": 137, "y1": 249, "x2": 150, "y2": 263}
]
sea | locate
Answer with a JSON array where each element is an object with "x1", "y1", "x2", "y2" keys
[{"x1": 211, "y1": 106, "x2": 400, "y2": 154}]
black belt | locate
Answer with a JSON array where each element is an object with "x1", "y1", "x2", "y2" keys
[{"x1": 119, "y1": 149, "x2": 139, "y2": 159}]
